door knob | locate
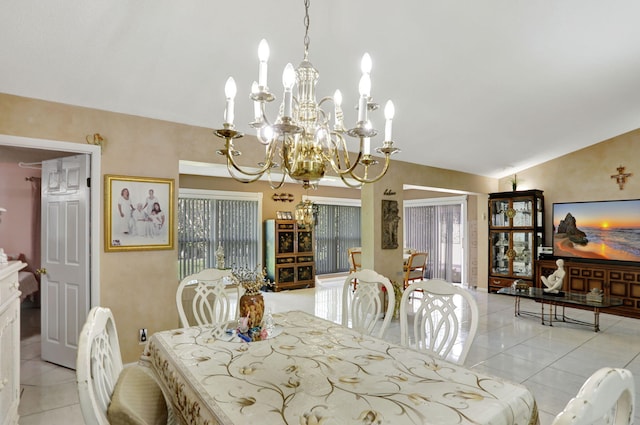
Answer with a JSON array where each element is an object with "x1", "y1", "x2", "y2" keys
[{"x1": 36, "y1": 268, "x2": 47, "y2": 275}]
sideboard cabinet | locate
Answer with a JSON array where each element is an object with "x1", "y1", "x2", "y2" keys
[
  {"x1": 264, "y1": 219, "x2": 315, "y2": 291},
  {"x1": 536, "y1": 258, "x2": 640, "y2": 319},
  {"x1": 0, "y1": 261, "x2": 26, "y2": 425},
  {"x1": 488, "y1": 190, "x2": 545, "y2": 292}
]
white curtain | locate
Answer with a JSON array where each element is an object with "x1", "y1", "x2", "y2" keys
[
  {"x1": 177, "y1": 197, "x2": 260, "y2": 279},
  {"x1": 404, "y1": 204, "x2": 461, "y2": 282},
  {"x1": 315, "y1": 204, "x2": 361, "y2": 274}
]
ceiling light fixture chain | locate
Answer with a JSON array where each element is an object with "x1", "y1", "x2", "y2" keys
[
  {"x1": 214, "y1": 0, "x2": 399, "y2": 190},
  {"x1": 303, "y1": 0, "x2": 311, "y2": 60}
]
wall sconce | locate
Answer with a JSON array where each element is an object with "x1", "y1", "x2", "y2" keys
[
  {"x1": 86, "y1": 133, "x2": 105, "y2": 148},
  {"x1": 272, "y1": 193, "x2": 294, "y2": 202}
]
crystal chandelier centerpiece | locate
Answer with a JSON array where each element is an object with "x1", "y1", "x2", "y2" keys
[{"x1": 214, "y1": 0, "x2": 399, "y2": 190}]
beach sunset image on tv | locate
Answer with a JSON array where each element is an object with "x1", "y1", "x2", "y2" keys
[{"x1": 552, "y1": 200, "x2": 640, "y2": 262}]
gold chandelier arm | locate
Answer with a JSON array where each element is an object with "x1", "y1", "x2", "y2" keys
[
  {"x1": 345, "y1": 154, "x2": 393, "y2": 184},
  {"x1": 338, "y1": 174, "x2": 364, "y2": 188},
  {"x1": 324, "y1": 133, "x2": 364, "y2": 177},
  {"x1": 266, "y1": 166, "x2": 287, "y2": 189},
  {"x1": 218, "y1": 135, "x2": 278, "y2": 179},
  {"x1": 225, "y1": 159, "x2": 265, "y2": 184}
]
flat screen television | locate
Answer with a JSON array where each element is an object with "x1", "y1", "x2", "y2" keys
[{"x1": 552, "y1": 199, "x2": 640, "y2": 263}]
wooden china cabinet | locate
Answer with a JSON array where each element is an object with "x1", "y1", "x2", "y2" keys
[
  {"x1": 264, "y1": 219, "x2": 315, "y2": 291},
  {"x1": 488, "y1": 190, "x2": 545, "y2": 292}
]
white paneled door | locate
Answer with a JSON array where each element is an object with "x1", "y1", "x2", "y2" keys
[{"x1": 40, "y1": 155, "x2": 90, "y2": 369}]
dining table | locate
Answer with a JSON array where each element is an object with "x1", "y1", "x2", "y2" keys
[{"x1": 144, "y1": 310, "x2": 538, "y2": 425}]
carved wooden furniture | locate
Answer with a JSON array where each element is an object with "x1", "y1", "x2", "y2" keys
[
  {"x1": 342, "y1": 269, "x2": 395, "y2": 339},
  {"x1": 176, "y1": 268, "x2": 240, "y2": 327},
  {"x1": 400, "y1": 279, "x2": 479, "y2": 365},
  {"x1": 536, "y1": 258, "x2": 640, "y2": 319},
  {"x1": 76, "y1": 306, "x2": 169, "y2": 425},
  {"x1": 488, "y1": 190, "x2": 544, "y2": 292},
  {"x1": 551, "y1": 367, "x2": 634, "y2": 425},
  {"x1": 264, "y1": 219, "x2": 315, "y2": 291},
  {"x1": 0, "y1": 261, "x2": 26, "y2": 425}
]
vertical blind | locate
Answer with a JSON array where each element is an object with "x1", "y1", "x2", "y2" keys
[
  {"x1": 315, "y1": 204, "x2": 361, "y2": 274},
  {"x1": 178, "y1": 197, "x2": 260, "y2": 280},
  {"x1": 404, "y1": 204, "x2": 461, "y2": 282}
]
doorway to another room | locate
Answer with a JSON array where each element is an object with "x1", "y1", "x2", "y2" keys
[
  {"x1": 0, "y1": 134, "x2": 101, "y2": 369},
  {"x1": 404, "y1": 196, "x2": 467, "y2": 285}
]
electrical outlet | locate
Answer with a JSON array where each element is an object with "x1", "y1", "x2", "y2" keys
[{"x1": 139, "y1": 328, "x2": 147, "y2": 344}]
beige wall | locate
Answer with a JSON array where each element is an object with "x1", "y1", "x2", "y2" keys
[
  {"x1": 1, "y1": 92, "x2": 495, "y2": 361},
  {"x1": 498, "y1": 129, "x2": 640, "y2": 243}
]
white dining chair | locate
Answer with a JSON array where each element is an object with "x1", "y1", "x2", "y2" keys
[
  {"x1": 342, "y1": 269, "x2": 395, "y2": 339},
  {"x1": 400, "y1": 278, "x2": 479, "y2": 365},
  {"x1": 76, "y1": 306, "x2": 169, "y2": 425},
  {"x1": 176, "y1": 268, "x2": 240, "y2": 327},
  {"x1": 551, "y1": 367, "x2": 635, "y2": 425}
]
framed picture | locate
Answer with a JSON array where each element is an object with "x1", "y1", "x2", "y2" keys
[
  {"x1": 277, "y1": 211, "x2": 284, "y2": 220},
  {"x1": 105, "y1": 175, "x2": 174, "y2": 252}
]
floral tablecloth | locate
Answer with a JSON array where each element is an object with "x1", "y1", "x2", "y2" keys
[{"x1": 146, "y1": 310, "x2": 538, "y2": 425}]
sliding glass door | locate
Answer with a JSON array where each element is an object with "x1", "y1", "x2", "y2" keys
[{"x1": 404, "y1": 196, "x2": 466, "y2": 284}]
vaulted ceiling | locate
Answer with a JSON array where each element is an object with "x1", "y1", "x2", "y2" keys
[{"x1": 2, "y1": 1, "x2": 640, "y2": 177}]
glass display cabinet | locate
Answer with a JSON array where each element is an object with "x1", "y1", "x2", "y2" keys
[{"x1": 488, "y1": 190, "x2": 544, "y2": 292}]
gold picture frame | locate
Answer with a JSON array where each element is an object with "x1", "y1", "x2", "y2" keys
[{"x1": 105, "y1": 175, "x2": 174, "y2": 252}]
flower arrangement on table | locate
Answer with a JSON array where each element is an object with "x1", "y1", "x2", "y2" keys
[
  {"x1": 381, "y1": 280, "x2": 404, "y2": 320},
  {"x1": 390, "y1": 280, "x2": 403, "y2": 319},
  {"x1": 232, "y1": 265, "x2": 273, "y2": 341}
]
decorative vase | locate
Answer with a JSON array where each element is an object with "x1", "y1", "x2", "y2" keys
[{"x1": 239, "y1": 291, "x2": 265, "y2": 329}]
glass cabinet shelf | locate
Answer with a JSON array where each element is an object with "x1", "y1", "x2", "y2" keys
[{"x1": 488, "y1": 190, "x2": 544, "y2": 292}]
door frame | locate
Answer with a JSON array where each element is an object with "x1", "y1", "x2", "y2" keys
[
  {"x1": 0, "y1": 134, "x2": 101, "y2": 306},
  {"x1": 403, "y1": 195, "x2": 469, "y2": 286}
]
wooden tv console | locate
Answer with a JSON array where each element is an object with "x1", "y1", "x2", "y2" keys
[{"x1": 536, "y1": 258, "x2": 640, "y2": 319}]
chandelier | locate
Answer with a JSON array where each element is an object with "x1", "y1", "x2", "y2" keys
[
  {"x1": 295, "y1": 198, "x2": 317, "y2": 227},
  {"x1": 214, "y1": 0, "x2": 399, "y2": 190}
]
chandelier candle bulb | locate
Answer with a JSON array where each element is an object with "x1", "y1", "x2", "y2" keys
[
  {"x1": 384, "y1": 100, "x2": 395, "y2": 141},
  {"x1": 258, "y1": 39, "x2": 269, "y2": 88},
  {"x1": 282, "y1": 63, "x2": 295, "y2": 118},
  {"x1": 334, "y1": 89, "x2": 343, "y2": 128},
  {"x1": 358, "y1": 74, "x2": 371, "y2": 122},
  {"x1": 251, "y1": 81, "x2": 261, "y2": 120},
  {"x1": 224, "y1": 77, "x2": 237, "y2": 125},
  {"x1": 360, "y1": 53, "x2": 372, "y2": 74}
]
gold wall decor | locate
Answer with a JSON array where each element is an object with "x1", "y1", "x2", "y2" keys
[
  {"x1": 86, "y1": 133, "x2": 105, "y2": 148},
  {"x1": 272, "y1": 193, "x2": 295, "y2": 202},
  {"x1": 611, "y1": 165, "x2": 632, "y2": 190}
]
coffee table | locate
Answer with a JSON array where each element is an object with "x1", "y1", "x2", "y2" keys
[{"x1": 497, "y1": 287, "x2": 623, "y2": 332}]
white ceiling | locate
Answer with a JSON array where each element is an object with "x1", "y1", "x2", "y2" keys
[{"x1": 2, "y1": 1, "x2": 640, "y2": 178}]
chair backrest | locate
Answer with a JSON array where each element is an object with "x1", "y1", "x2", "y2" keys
[
  {"x1": 404, "y1": 252, "x2": 428, "y2": 287},
  {"x1": 348, "y1": 247, "x2": 362, "y2": 273},
  {"x1": 400, "y1": 279, "x2": 479, "y2": 365},
  {"x1": 77, "y1": 306, "x2": 124, "y2": 425},
  {"x1": 552, "y1": 367, "x2": 635, "y2": 425},
  {"x1": 342, "y1": 269, "x2": 395, "y2": 339},
  {"x1": 176, "y1": 268, "x2": 240, "y2": 327}
]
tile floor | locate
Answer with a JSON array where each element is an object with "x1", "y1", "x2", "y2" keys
[{"x1": 18, "y1": 277, "x2": 640, "y2": 424}]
